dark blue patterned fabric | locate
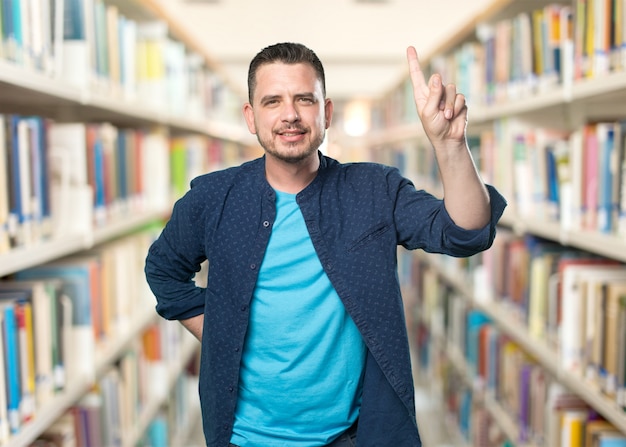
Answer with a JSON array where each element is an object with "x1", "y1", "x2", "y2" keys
[{"x1": 144, "y1": 152, "x2": 507, "y2": 447}]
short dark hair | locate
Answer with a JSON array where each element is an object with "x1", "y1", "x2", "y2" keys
[{"x1": 247, "y1": 42, "x2": 326, "y2": 103}]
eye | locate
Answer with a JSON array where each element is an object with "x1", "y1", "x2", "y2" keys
[{"x1": 298, "y1": 96, "x2": 315, "y2": 104}]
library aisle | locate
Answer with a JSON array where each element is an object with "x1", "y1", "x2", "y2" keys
[
  {"x1": 186, "y1": 417, "x2": 206, "y2": 447},
  {"x1": 414, "y1": 387, "x2": 458, "y2": 447}
]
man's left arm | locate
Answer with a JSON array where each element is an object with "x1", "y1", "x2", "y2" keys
[{"x1": 406, "y1": 46, "x2": 490, "y2": 230}]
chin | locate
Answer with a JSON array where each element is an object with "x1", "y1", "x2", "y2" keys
[{"x1": 267, "y1": 146, "x2": 318, "y2": 164}]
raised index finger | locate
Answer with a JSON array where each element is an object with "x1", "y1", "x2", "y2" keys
[{"x1": 406, "y1": 46, "x2": 427, "y2": 92}]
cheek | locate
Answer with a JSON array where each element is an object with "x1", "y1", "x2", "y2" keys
[{"x1": 316, "y1": 114, "x2": 327, "y2": 130}]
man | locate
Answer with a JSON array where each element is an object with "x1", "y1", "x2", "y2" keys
[{"x1": 145, "y1": 42, "x2": 506, "y2": 446}]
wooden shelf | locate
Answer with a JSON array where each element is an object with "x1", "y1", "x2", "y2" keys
[
  {"x1": 125, "y1": 333, "x2": 200, "y2": 447},
  {"x1": 0, "y1": 0, "x2": 250, "y2": 444},
  {"x1": 423, "y1": 253, "x2": 626, "y2": 436},
  {"x1": 6, "y1": 310, "x2": 157, "y2": 447},
  {"x1": 499, "y1": 210, "x2": 626, "y2": 264}
]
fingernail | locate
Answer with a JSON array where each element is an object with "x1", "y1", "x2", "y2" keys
[
  {"x1": 432, "y1": 76, "x2": 440, "y2": 87},
  {"x1": 445, "y1": 109, "x2": 452, "y2": 119}
]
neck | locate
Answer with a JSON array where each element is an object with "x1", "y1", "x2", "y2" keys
[{"x1": 265, "y1": 152, "x2": 320, "y2": 194}]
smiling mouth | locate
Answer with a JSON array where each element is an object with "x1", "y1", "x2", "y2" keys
[{"x1": 277, "y1": 127, "x2": 306, "y2": 136}]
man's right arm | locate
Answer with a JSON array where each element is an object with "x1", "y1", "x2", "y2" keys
[{"x1": 181, "y1": 314, "x2": 204, "y2": 341}]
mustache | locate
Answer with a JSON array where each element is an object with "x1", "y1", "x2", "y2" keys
[{"x1": 275, "y1": 125, "x2": 307, "y2": 133}]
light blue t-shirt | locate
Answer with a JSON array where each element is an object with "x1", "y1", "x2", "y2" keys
[{"x1": 231, "y1": 190, "x2": 366, "y2": 446}]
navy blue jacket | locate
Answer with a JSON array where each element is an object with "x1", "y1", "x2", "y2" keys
[{"x1": 144, "y1": 153, "x2": 507, "y2": 446}]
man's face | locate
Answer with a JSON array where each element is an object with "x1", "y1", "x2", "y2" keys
[{"x1": 243, "y1": 62, "x2": 333, "y2": 164}]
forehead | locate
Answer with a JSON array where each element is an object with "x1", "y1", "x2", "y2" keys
[{"x1": 253, "y1": 62, "x2": 323, "y2": 98}]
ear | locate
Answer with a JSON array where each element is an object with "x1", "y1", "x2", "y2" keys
[
  {"x1": 243, "y1": 102, "x2": 257, "y2": 134},
  {"x1": 324, "y1": 98, "x2": 334, "y2": 129}
]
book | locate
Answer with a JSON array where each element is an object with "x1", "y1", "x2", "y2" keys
[
  {"x1": 147, "y1": 412, "x2": 169, "y2": 447},
  {"x1": 7, "y1": 115, "x2": 34, "y2": 247},
  {"x1": 545, "y1": 140, "x2": 560, "y2": 220},
  {"x1": 5, "y1": 0, "x2": 24, "y2": 63},
  {"x1": 568, "y1": 128, "x2": 585, "y2": 231},
  {"x1": 593, "y1": 0, "x2": 612, "y2": 76},
  {"x1": 559, "y1": 5, "x2": 575, "y2": 89},
  {"x1": 465, "y1": 310, "x2": 491, "y2": 376},
  {"x1": 136, "y1": 20, "x2": 168, "y2": 109},
  {"x1": 105, "y1": 3, "x2": 120, "y2": 90},
  {"x1": 0, "y1": 279, "x2": 59, "y2": 406},
  {"x1": 61, "y1": 0, "x2": 89, "y2": 87},
  {"x1": 99, "y1": 367, "x2": 122, "y2": 446},
  {"x1": 617, "y1": 292, "x2": 626, "y2": 409},
  {"x1": 518, "y1": 363, "x2": 533, "y2": 442},
  {"x1": 584, "y1": 0, "x2": 596, "y2": 77},
  {"x1": 559, "y1": 263, "x2": 626, "y2": 375},
  {"x1": 597, "y1": 122, "x2": 617, "y2": 233},
  {"x1": 498, "y1": 340, "x2": 523, "y2": 414},
  {"x1": 0, "y1": 114, "x2": 8, "y2": 253},
  {"x1": 1, "y1": 299, "x2": 22, "y2": 434},
  {"x1": 47, "y1": 121, "x2": 92, "y2": 236},
  {"x1": 78, "y1": 391, "x2": 104, "y2": 446},
  {"x1": 586, "y1": 419, "x2": 621, "y2": 447},
  {"x1": 529, "y1": 366, "x2": 548, "y2": 443},
  {"x1": 15, "y1": 299, "x2": 35, "y2": 423},
  {"x1": 0, "y1": 304, "x2": 9, "y2": 443},
  {"x1": 561, "y1": 410, "x2": 585, "y2": 447},
  {"x1": 583, "y1": 123, "x2": 600, "y2": 230},
  {"x1": 604, "y1": 280, "x2": 626, "y2": 407},
  {"x1": 574, "y1": 0, "x2": 589, "y2": 79},
  {"x1": 599, "y1": 436, "x2": 626, "y2": 447},
  {"x1": 120, "y1": 15, "x2": 137, "y2": 100},
  {"x1": 576, "y1": 267, "x2": 626, "y2": 385},
  {"x1": 16, "y1": 259, "x2": 97, "y2": 382},
  {"x1": 513, "y1": 131, "x2": 533, "y2": 217},
  {"x1": 22, "y1": 116, "x2": 51, "y2": 244},
  {"x1": 614, "y1": 120, "x2": 626, "y2": 237},
  {"x1": 140, "y1": 129, "x2": 170, "y2": 212},
  {"x1": 543, "y1": 3, "x2": 564, "y2": 87},
  {"x1": 601, "y1": 281, "x2": 626, "y2": 398},
  {"x1": 544, "y1": 383, "x2": 588, "y2": 446},
  {"x1": 527, "y1": 240, "x2": 560, "y2": 340}
]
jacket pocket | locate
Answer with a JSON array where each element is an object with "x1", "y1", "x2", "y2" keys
[{"x1": 347, "y1": 221, "x2": 391, "y2": 252}]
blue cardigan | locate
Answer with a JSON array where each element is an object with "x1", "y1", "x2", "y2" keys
[{"x1": 144, "y1": 153, "x2": 507, "y2": 446}]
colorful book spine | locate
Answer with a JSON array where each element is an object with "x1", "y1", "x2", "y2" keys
[{"x1": 2, "y1": 303, "x2": 20, "y2": 434}]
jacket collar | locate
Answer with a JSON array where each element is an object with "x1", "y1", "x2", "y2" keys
[{"x1": 252, "y1": 151, "x2": 334, "y2": 201}]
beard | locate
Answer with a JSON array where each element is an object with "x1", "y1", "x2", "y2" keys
[{"x1": 256, "y1": 124, "x2": 326, "y2": 164}]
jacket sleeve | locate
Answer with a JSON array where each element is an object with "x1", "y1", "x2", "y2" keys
[
  {"x1": 144, "y1": 182, "x2": 209, "y2": 320},
  {"x1": 391, "y1": 167, "x2": 507, "y2": 256}
]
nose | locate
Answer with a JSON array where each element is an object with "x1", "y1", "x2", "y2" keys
[{"x1": 281, "y1": 102, "x2": 300, "y2": 123}]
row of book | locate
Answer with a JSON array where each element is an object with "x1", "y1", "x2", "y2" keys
[
  {"x1": 27, "y1": 321, "x2": 200, "y2": 447},
  {"x1": 480, "y1": 118, "x2": 626, "y2": 237},
  {"x1": 435, "y1": 343, "x2": 626, "y2": 447},
  {"x1": 0, "y1": 0, "x2": 242, "y2": 124},
  {"x1": 372, "y1": 1, "x2": 626, "y2": 129},
  {"x1": 411, "y1": 258, "x2": 626, "y2": 446},
  {"x1": 369, "y1": 114, "x2": 626, "y2": 238},
  {"x1": 369, "y1": 115, "x2": 626, "y2": 239},
  {"x1": 0, "y1": 113, "x2": 252, "y2": 254},
  {"x1": 0, "y1": 229, "x2": 158, "y2": 440},
  {"x1": 480, "y1": 229, "x2": 626, "y2": 400}
]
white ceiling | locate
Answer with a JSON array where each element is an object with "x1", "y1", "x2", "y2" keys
[{"x1": 168, "y1": 0, "x2": 497, "y2": 101}]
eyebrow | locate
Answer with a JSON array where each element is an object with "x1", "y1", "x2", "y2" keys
[
  {"x1": 259, "y1": 92, "x2": 317, "y2": 104},
  {"x1": 259, "y1": 94, "x2": 281, "y2": 104},
  {"x1": 295, "y1": 93, "x2": 317, "y2": 101}
]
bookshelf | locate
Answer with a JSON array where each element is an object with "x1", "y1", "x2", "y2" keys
[
  {"x1": 363, "y1": 0, "x2": 626, "y2": 445},
  {"x1": 0, "y1": 0, "x2": 256, "y2": 445}
]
